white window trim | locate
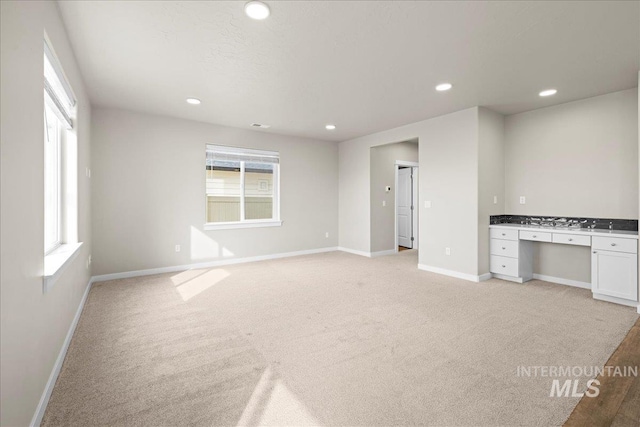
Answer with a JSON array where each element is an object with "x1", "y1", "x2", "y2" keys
[
  {"x1": 204, "y1": 219, "x2": 283, "y2": 231},
  {"x1": 205, "y1": 144, "x2": 281, "y2": 229},
  {"x1": 44, "y1": 108, "x2": 63, "y2": 255},
  {"x1": 44, "y1": 242, "x2": 83, "y2": 293},
  {"x1": 42, "y1": 35, "x2": 83, "y2": 293}
]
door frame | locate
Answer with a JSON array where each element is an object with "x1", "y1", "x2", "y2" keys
[{"x1": 394, "y1": 161, "x2": 419, "y2": 253}]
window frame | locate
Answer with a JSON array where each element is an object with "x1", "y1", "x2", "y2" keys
[
  {"x1": 43, "y1": 35, "x2": 83, "y2": 293},
  {"x1": 204, "y1": 145, "x2": 282, "y2": 230},
  {"x1": 44, "y1": 105, "x2": 63, "y2": 255}
]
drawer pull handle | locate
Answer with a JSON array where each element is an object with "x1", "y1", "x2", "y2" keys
[
  {"x1": 568, "y1": 238, "x2": 573, "y2": 241},
  {"x1": 501, "y1": 233, "x2": 506, "y2": 236},
  {"x1": 611, "y1": 243, "x2": 616, "y2": 246},
  {"x1": 533, "y1": 235, "x2": 537, "y2": 238},
  {"x1": 502, "y1": 265, "x2": 506, "y2": 268},
  {"x1": 593, "y1": 251, "x2": 597, "y2": 254},
  {"x1": 502, "y1": 247, "x2": 506, "y2": 250}
]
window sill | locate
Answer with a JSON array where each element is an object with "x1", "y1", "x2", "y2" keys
[
  {"x1": 44, "y1": 242, "x2": 83, "y2": 293},
  {"x1": 204, "y1": 220, "x2": 283, "y2": 231}
]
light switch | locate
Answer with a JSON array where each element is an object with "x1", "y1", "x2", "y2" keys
[
  {"x1": 425, "y1": 201, "x2": 432, "y2": 208},
  {"x1": 519, "y1": 196, "x2": 526, "y2": 205},
  {"x1": 493, "y1": 196, "x2": 498, "y2": 204},
  {"x1": 382, "y1": 200, "x2": 386, "y2": 207}
]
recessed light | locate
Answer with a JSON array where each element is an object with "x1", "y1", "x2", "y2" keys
[
  {"x1": 435, "y1": 83, "x2": 453, "y2": 91},
  {"x1": 539, "y1": 89, "x2": 557, "y2": 97},
  {"x1": 186, "y1": 98, "x2": 201, "y2": 105},
  {"x1": 245, "y1": 1, "x2": 270, "y2": 20},
  {"x1": 325, "y1": 124, "x2": 336, "y2": 130}
]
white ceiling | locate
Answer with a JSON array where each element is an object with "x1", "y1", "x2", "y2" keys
[{"x1": 57, "y1": 1, "x2": 640, "y2": 142}]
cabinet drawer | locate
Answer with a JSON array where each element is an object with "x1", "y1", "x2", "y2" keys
[
  {"x1": 519, "y1": 230, "x2": 552, "y2": 242},
  {"x1": 490, "y1": 228, "x2": 518, "y2": 241},
  {"x1": 490, "y1": 239, "x2": 519, "y2": 258},
  {"x1": 490, "y1": 255, "x2": 519, "y2": 277},
  {"x1": 592, "y1": 236, "x2": 637, "y2": 254},
  {"x1": 552, "y1": 233, "x2": 591, "y2": 247}
]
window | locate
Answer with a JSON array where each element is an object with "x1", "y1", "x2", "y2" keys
[
  {"x1": 44, "y1": 104, "x2": 62, "y2": 253},
  {"x1": 205, "y1": 145, "x2": 281, "y2": 229},
  {"x1": 44, "y1": 39, "x2": 75, "y2": 253},
  {"x1": 43, "y1": 37, "x2": 82, "y2": 292}
]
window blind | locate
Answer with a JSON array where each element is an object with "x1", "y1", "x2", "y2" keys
[
  {"x1": 206, "y1": 145, "x2": 279, "y2": 166},
  {"x1": 44, "y1": 40, "x2": 76, "y2": 129}
]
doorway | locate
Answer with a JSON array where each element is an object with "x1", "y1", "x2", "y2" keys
[{"x1": 395, "y1": 162, "x2": 419, "y2": 252}]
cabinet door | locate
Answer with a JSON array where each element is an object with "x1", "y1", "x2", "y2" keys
[{"x1": 591, "y1": 250, "x2": 638, "y2": 301}]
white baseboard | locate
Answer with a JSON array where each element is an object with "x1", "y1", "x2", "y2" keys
[
  {"x1": 337, "y1": 248, "x2": 398, "y2": 258},
  {"x1": 592, "y1": 292, "x2": 638, "y2": 308},
  {"x1": 31, "y1": 277, "x2": 93, "y2": 427},
  {"x1": 92, "y1": 247, "x2": 340, "y2": 282},
  {"x1": 337, "y1": 247, "x2": 372, "y2": 258},
  {"x1": 532, "y1": 274, "x2": 591, "y2": 290},
  {"x1": 478, "y1": 273, "x2": 492, "y2": 282},
  {"x1": 492, "y1": 273, "x2": 525, "y2": 283},
  {"x1": 370, "y1": 249, "x2": 397, "y2": 258},
  {"x1": 417, "y1": 264, "x2": 485, "y2": 283}
]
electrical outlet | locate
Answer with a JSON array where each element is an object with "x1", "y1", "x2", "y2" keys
[
  {"x1": 445, "y1": 247, "x2": 451, "y2": 256},
  {"x1": 425, "y1": 201, "x2": 432, "y2": 208},
  {"x1": 86, "y1": 167, "x2": 91, "y2": 178},
  {"x1": 175, "y1": 245, "x2": 181, "y2": 252},
  {"x1": 325, "y1": 232, "x2": 329, "y2": 238},
  {"x1": 493, "y1": 195, "x2": 498, "y2": 204},
  {"x1": 519, "y1": 196, "x2": 526, "y2": 205},
  {"x1": 382, "y1": 200, "x2": 386, "y2": 207}
]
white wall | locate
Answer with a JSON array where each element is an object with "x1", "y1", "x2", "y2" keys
[
  {"x1": 0, "y1": 1, "x2": 92, "y2": 425},
  {"x1": 370, "y1": 141, "x2": 419, "y2": 253},
  {"x1": 477, "y1": 108, "x2": 505, "y2": 276},
  {"x1": 91, "y1": 108, "x2": 339, "y2": 276},
  {"x1": 339, "y1": 108, "x2": 481, "y2": 275},
  {"x1": 505, "y1": 89, "x2": 639, "y2": 282}
]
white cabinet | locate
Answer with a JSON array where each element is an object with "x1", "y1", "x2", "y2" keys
[
  {"x1": 592, "y1": 248, "x2": 638, "y2": 302},
  {"x1": 489, "y1": 225, "x2": 638, "y2": 307},
  {"x1": 489, "y1": 227, "x2": 533, "y2": 283},
  {"x1": 592, "y1": 236, "x2": 638, "y2": 303}
]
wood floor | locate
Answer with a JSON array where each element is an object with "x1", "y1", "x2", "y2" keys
[{"x1": 565, "y1": 317, "x2": 640, "y2": 426}]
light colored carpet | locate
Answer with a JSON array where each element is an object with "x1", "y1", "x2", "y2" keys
[{"x1": 42, "y1": 250, "x2": 639, "y2": 426}]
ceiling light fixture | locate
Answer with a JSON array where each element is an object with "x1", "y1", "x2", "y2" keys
[
  {"x1": 539, "y1": 89, "x2": 557, "y2": 97},
  {"x1": 245, "y1": 1, "x2": 270, "y2": 20},
  {"x1": 325, "y1": 124, "x2": 336, "y2": 130},
  {"x1": 435, "y1": 83, "x2": 453, "y2": 91},
  {"x1": 186, "y1": 98, "x2": 201, "y2": 105}
]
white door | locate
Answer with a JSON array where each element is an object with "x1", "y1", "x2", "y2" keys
[
  {"x1": 591, "y1": 250, "x2": 638, "y2": 301},
  {"x1": 397, "y1": 167, "x2": 413, "y2": 248}
]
